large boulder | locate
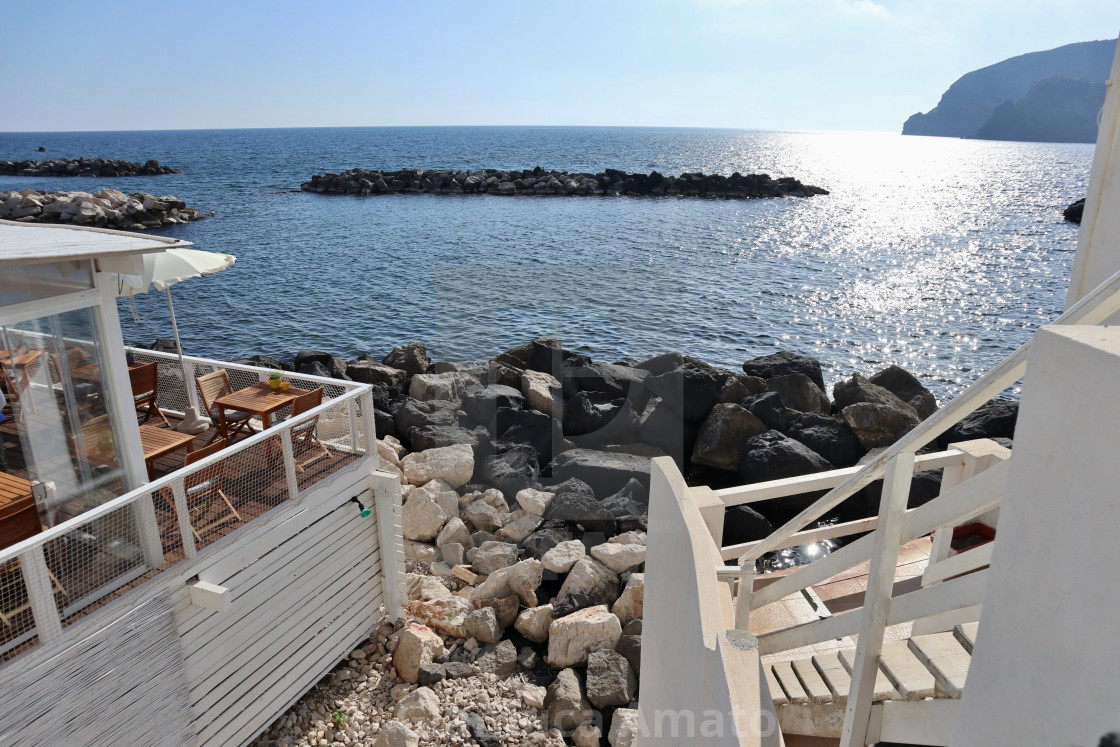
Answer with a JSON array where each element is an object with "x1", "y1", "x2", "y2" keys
[
  {"x1": 403, "y1": 597, "x2": 473, "y2": 638},
  {"x1": 644, "y1": 360, "x2": 728, "y2": 423},
  {"x1": 586, "y1": 648, "x2": 637, "y2": 708},
  {"x1": 383, "y1": 342, "x2": 431, "y2": 377},
  {"x1": 738, "y1": 431, "x2": 833, "y2": 483},
  {"x1": 841, "y1": 402, "x2": 920, "y2": 450},
  {"x1": 600, "y1": 478, "x2": 649, "y2": 519},
  {"x1": 409, "y1": 371, "x2": 482, "y2": 403},
  {"x1": 544, "y1": 668, "x2": 595, "y2": 731},
  {"x1": 722, "y1": 504, "x2": 774, "y2": 546},
  {"x1": 869, "y1": 365, "x2": 938, "y2": 420},
  {"x1": 462, "y1": 384, "x2": 524, "y2": 424},
  {"x1": 548, "y1": 449, "x2": 651, "y2": 496},
  {"x1": 547, "y1": 605, "x2": 623, "y2": 668},
  {"x1": 742, "y1": 350, "x2": 826, "y2": 392},
  {"x1": 402, "y1": 493, "x2": 447, "y2": 542},
  {"x1": 767, "y1": 373, "x2": 831, "y2": 414},
  {"x1": 393, "y1": 625, "x2": 445, "y2": 683},
  {"x1": 591, "y1": 542, "x2": 645, "y2": 574},
  {"x1": 394, "y1": 399, "x2": 458, "y2": 440},
  {"x1": 522, "y1": 524, "x2": 573, "y2": 559},
  {"x1": 515, "y1": 604, "x2": 555, "y2": 643},
  {"x1": 373, "y1": 720, "x2": 418, "y2": 747},
  {"x1": 541, "y1": 478, "x2": 614, "y2": 532},
  {"x1": 495, "y1": 408, "x2": 564, "y2": 465},
  {"x1": 636, "y1": 396, "x2": 697, "y2": 464},
  {"x1": 481, "y1": 445, "x2": 540, "y2": 497},
  {"x1": 741, "y1": 391, "x2": 796, "y2": 432},
  {"x1": 521, "y1": 370, "x2": 563, "y2": 418},
  {"x1": 542, "y1": 539, "x2": 587, "y2": 573},
  {"x1": 611, "y1": 572, "x2": 644, "y2": 625},
  {"x1": 609, "y1": 709, "x2": 640, "y2": 747},
  {"x1": 472, "y1": 540, "x2": 520, "y2": 575},
  {"x1": 719, "y1": 373, "x2": 769, "y2": 403},
  {"x1": 561, "y1": 362, "x2": 649, "y2": 404},
  {"x1": 833, "y1": 373, "x2": 919, "y2": 420},
  {"x1": 784, "y1": 412, "x2": 866, "y2": 467},
  {"x1": 346, "y1": 361, "x2": 407, "y2": 387},
  {"x1": 691, "y1": 403, "x2": 769, "y2": 471},
  {"x1": 473, "y1": 558, "x2": 542, "y2": 606},
  {"x1": 937, "y1": 399, "x2": 1019, "y2": 448},
  {"x1": 407, "y1": 423, "x2": 487, "y2": 452},
  {"x1": 401, "y1": 444, "x2": 475, "y2": 488},
  {"x1": 394, "y1": 686, "x2": 441, "y2": 721},
  {"x1": 556, "y1": 558, "x2": 620, "y2": 608},
  {"x1": 563, "y1": 390, "x2": 638, "y2": 442},
  {"x1": 634, "y1": 351, "x2": 684, "y2": 376}
]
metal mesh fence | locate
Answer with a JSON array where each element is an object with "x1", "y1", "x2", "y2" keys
[
  {"x1": 293, "y1": 397, "x2": 362, "y2": 494},
  {"x1": 0, "y1": 557, "x2": 39, "y2": 660}
]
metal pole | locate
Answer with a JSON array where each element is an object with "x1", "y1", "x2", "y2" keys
[{"x1": 165, "y1": 288, "x2": 210, "y2": 433}]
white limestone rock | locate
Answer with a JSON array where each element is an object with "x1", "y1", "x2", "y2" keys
[
  {"x1": 400, "y1": 443, "x2": 474, "y2": 488},
  {"x1": 403, "y1": 539, "x2": 438, "y2": 564},
  {"x1": 471, "y1": 540, "x2": 519, "y2": 575},
  {"x1": 515, "y1": 604, "x2": 554, "y2": 643},
  {"x1": 408, "y1": 371, "x2": 481, "y2": 403},
  {"x1": 497, "y1": 512, "x2": 543, "y2": 543},
  {"x1": 590, "y1": 542, "x2": 646, "y2": 574},
  {"x1": 377, "y1": 439, "x2": 402, "y2": 468},
  {"x1": 373, "y1": 720, "x2": 418, "y2": 747},
  {"x1": 542, "y1": 539, "x2": 586, "y2": 574},
  {"x1": 609, "y1": 530, "x2": 647, "y2": 546},
  {"x1": 394, "y1": 686, "x2": 441, "y2": 721},
  {"x1": 463, "y1": 499, "x2": 504, "y2": 532},
  {"x1": 522, "y1": 683, "x2": 547, "y2": 709},
  {"x1": 612, "y1": 573, "x2": 644, "y2": 626},
  {"x1": 521, "y1": 370, "x2": 562, "y2": 418},
  {"x1": 547, "y1": 605, "x2": 622, "y2": 668},
  {"x1": 609, "y1": 708, "x2": 640, "y2": 747},
  {"x1": 401, "y1": 494, "x2": 446, "y2": 542},
  {"x1": 404, "y1": 597, "x2": 473, "y2": 638},
  {"x1": 413, "y1": 478, "x2": 460, "y2": 520},
  {"x1": 573, "y1": 723, "x2": 602, "y2": 747},
  {"x1": 474, "y1": 558, "x2": 542, "y2": 606},
  {"x1": 516, "y1": 487, "x2": 555, "y2": 516},
  {"x1": 462, "y1": 606, "x2": 501, "y2": 644},
  {"x1": 393, "y1": 625, "x2": 446, "y2": 683},
  {"x1": 435, "y1": 517, "x2": 471, "y2": 551},
  {"x1": 405, "y1": 573, "x2": 452, "y2": 601}
]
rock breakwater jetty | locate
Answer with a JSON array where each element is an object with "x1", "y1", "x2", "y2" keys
[
  {"x1": 0, "y1": 188, "x2": 208, "y2": 230},
  {"x1": 0, "y1": 157, "x2": 180, "y2": 177},
  {"x1": 301, "y1": 167, "x2": 828, "y2": 198}
]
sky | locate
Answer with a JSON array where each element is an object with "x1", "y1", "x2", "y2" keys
[{"x1": 1, "y1": 0, "x2": 1118, "y2": 133}]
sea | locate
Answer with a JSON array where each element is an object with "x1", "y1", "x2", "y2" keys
[{"x1": 0, "y1": 127, "x2": 1092, "y2": 400}]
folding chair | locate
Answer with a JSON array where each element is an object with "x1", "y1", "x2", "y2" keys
[
  {"x1": 130, "y1": 362, "x2": 171, "y2": 427},
  {"x1": 196, "y1": 370, "x2": 255, "y2": 445},
  {"x1": 0, "y1": 501, "x2": 66, "y2": 628},
  {"x1": 160, "y1": 440, "x2": 242, "y2": 541},
  {"x1": 287, "y1": 387, "x2": 332, "y2": 472}
]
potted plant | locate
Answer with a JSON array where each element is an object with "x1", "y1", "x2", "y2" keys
[
  {"x1": 268, "y1": 370, "x2": 283, "y2": 391},
  {"x1": 125, "y1": 348, "x2": 137, "y2": 366}
]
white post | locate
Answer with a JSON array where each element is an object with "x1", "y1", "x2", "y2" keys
[
  {"x1": 172, "y1": 477, "x2": 198, "y2": 559},
  {"x1": 734, "y1": 567, "x2": 755, "y2": 630},
  {"x1": 20, "y1": 547, "x2": 63, "y2": 645},
  {"x1": 361, "y1": 389, "x2": 377, "y2": 456},
  {"x1": 372, "y1": 470, "x2": 404, "y2": 622},
  {"x1": 280, "y1": 428, "x2": 299, "y2": 499},
  {"x1": 840, "y1": 451, "x2": 915, "y2": 747},
  {"x1": 348, "y1": 397, "x2": 360, "y2": 454},
  {"x1": 133, "y1": 493, "x2": 166, "y2": 570}
]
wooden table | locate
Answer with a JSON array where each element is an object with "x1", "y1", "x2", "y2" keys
[
  {"x1": 214, "y1": 383, "x2": 309, "y2": 442},
  {"x1": 0, "y1": 350, "x2": 43, "y2": 405},
  {"x1": 0, "y1": 473, "x2": 34, "y2": 521},
  {"x1": 69, "y1": 361, "x2": 143, "y2": 383},
  {"x1": 139, "y1": 425, "x2": 195, "y2": 480}
]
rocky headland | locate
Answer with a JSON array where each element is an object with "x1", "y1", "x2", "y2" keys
[
  {"x1": 219, "y1": 337, "x2": 1019, "y2": 746},
  {"x1": 0, "y1": 188, "x2": 208, "y2": 230},
  {"x1": 300, "y1": 167, "x2": 828, "y2": 199},
  {"x1": 0, "y1": 157, "x2": 180, "y2": 177},
  {"x1": 1064, "y1": 198, "x2": 1086, "y2": 223}
]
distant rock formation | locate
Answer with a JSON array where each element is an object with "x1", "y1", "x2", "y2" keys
[
  {"x1": 301, "y1": 167, "x2": 829, "y2": 199},
  {"x1": 0, "y1": 158, "x2": 180, "y2": 177},
  {"x1": 1064, "y1": 198, "x2": 1085, "y2": 223},
  {"x1": 0, "y1": 188, "x2": 207, "y2": 229},
  {"x1": 903, "y1": 39, "x2": 1113, "y2": 143}
]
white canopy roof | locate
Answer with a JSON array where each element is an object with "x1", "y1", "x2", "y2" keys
[{"x1": 0, "y1": 220, "x2": 193, "y2": 267}]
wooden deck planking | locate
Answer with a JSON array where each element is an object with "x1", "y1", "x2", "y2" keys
[
  {"x1": 908, "y1": 632, "x2": 971, "y2": 698},
  {"x1": 791, "y1": 656, "x2": 833, "y2": 704},
  {"x1": 878, "y1": 639, "x2": 936, "y2": 700},
  {"x1": 812, "y1": 651, "x2": 852, "y2": 703},
  {"x1": 838, "y1": 646, "x2": 895, "y2": 701},
  {"x1": 954, "y1": 621, "x2": 980, "y2": 654},
  {"x1": 772, "y1": 660, "x2": 810, "y2": 704},
  {"x1": 764, "y1": 663, "x2": 789, "y2": 706}
]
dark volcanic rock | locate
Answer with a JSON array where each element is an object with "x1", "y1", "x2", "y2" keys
[
  {"x1": 784, "y1": 412, "x2": 866, "y2": 468},
  {"x1": 869, "y1": 365, "x2": 938, "y2": 420},
  {"x1": 296, "y1": 360, "x2": 330, "y2": 378},
  {"x1": 548, "y1": 449, "x2": 651, "y2": 496},
  {"x1": 600, "y1": 478, "x2": 649, "y2": 518},
  {"x1": 636, "y1": 396, "x2": 698, "y2": 465},
  {"x1": 634, "y1": 351, "x2": 684, "y2": 377},
  {"x1": 739, "y1": 431, "x2": 834, "y2": 484},
  {"x1": 0, "y1": 157, "x2": 180, "y2": 177},
  {"x1": 542, "y1": 478, "x2": 614, "y2": 532},
  {"x1": 462, "y1": 384, "x2": 524, "y2": 424},
  {"x1": 937, "y1": 399, "x2": 1019, "y2": 448},
  {"x1": 718, "y1": 374, "x2": 769, "y2": 403},
  {"x1": 1064, "y1": 197, "x2": 1085, "y2": 223},
  {"x1": 841, "y1": 402, "x2": 921, "y2": 450},
  {"x1": 294, "y1": 350, "x2": 334, "y2": 369},
  {"x1": 742, "y1": 350, "x2": 826, "y2": 392},
  {"x1": 615, "y1": 634, "x2": 642, "y2": 679},
  {"x1": 586, "y1": 648, "x2": 637, "y2": 708},
  {"x1": 522, "y1": 524, "x2": 573, "y2": 559},
  {"x1": 766, "y1": 373, "x2": 831, "y2": 414},
  {"x1": 482, "y1": 445, "x2": 540, "y2": 497},
  {"x1": 409, "y1": 424, "x2": 488, "y2": 452},
  {"x1": 494, "y1": 407, "x2": 564, "y2": 465},
  {"x1": 741, "y1": 391, "x2": 796, "y2": 433},
  {"x1": 645, "y1": 360, "x2": 729, "y2": 423},
  {"x1": 561, "y1": 362, "x2": 649, "y2": 404},
  {"x1": 382, "y1": 342, "x2": 431, "y2": 376},
  {"x1": 691, "y1": 403, "x2": 769, "y2": 472},
  {"x1": 394, "y1": 398, "x2": 459, "y2": 441},
  {"x1": 563, "y1": 391, "x2": 639, "y2": 444},
  {"x1": 833, "y1": 373, "x2": 919, "y2": 420},
  {"x1": 346, "y1": 360, "x2": 407, "y2": 387},
  {"x1": 723, "y1": 504, "x2": 774, "y2": 545}
]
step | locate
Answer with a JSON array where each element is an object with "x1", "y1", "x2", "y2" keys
[
  {"x1": 908, "y1": 632, "x2": 971, "y2": 698},
  {"x1": 765, "y1": 664, "x2": 789, "y2": 706},
  {"x1": 878, "y1": 640, "x2": 936, "y2": 700},
  {"x1": 812, "y1": 651, "x2": 852, "y2": 704},
  {"x1": 771, "y1": 660, "x2": 810, "y2": 704},
  {"x1": 792, "y1": 657, "x2": 833, "y2": 704},
  {"x1": 838, "y1": 647, "x2": 895, "y2": 701},
  {"x1": 953, "y1": 621, "x2": 980, "y2": 654}
]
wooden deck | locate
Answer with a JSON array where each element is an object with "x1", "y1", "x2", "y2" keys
[{"x1": 0, "y1": 408, "x2": 359, "y2": 657}]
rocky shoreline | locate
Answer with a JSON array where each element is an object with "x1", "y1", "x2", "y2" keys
[
  {"x1": 0, "y1": 188, "x2": 209, "y2": 230},
  {"x1": 300, "y1": 168, "x2": 828, "y2": 199},
  {"x1": 0, "y1": 157, "x2": 179, "y2": 177},
  {"x1": 216, "y1": 337, "x2": 1019, "y2": 747}
]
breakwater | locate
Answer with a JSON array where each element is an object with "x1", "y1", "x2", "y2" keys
[
  {"x1": 301, "y1": 167, "x2": 828, "y2": 198},
  {"x1": 0, "y1": 158, "x2": 180, "y2": 177},
  {"x1": 0, "y1": 188, "x2": 208, "y2": 229}
]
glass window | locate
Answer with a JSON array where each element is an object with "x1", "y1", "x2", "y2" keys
[
  {"x1": 0, "y1": 307, "x2": 126, "y2": 526},
  {"x1": 0, "y1": 260, "x2": 94, "y2": 306}
]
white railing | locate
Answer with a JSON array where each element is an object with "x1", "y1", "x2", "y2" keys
[{"x1": 0, "y1": 382, "x2": 376, "y2": 661}]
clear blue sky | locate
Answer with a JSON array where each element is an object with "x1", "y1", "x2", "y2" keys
[{"x1": 2, "y1": 0, "x2": 1117, "y2": 133}]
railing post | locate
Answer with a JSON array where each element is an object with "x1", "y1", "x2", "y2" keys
[
  {"x1": 133, "y1": 493, "x2": 166, "y2": 570},
  {"x1": 361, "y1": 389, "x2": 377, "y2": 455},
  {"x1": 348, "y1": 397, "x2": 360, "y2": 454},
  {"x1": 734, "y1": 566, "x2": 755, "y2": 630},
  {"x1": 280, "y1": 428, "x2": 299, "y2": 499},
  {"x1": 840, "y1": 450, "x2": 916, "y2": 747},
  {"x1": 372, "y1": 470, "x2": 405, "y2": 622},
  {"x1": 20, "y1": 547, "x2": 63, "y2": 645},
  {"x1": 171, "y1": 477, "x2": 198, "y2": 560}
]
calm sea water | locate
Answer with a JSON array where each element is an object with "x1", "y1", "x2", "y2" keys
[{"x1": 0, "y1": 127, "x2": 1090, "y2": 399}]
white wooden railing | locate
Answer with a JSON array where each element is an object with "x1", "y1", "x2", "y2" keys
[{"x1": 0, "y1": 379, "x2": 376, "y2": 660}]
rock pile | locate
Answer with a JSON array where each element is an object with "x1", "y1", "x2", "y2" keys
[
  {"x1": 0, "y1": 188, "x2": 208, "y2": 229},
  {"x1": 0, "y1": 157, "x2": 179, "y2": 177},
  {"x1": 301, "y1": 167, "x2": 828, "y2": 199}
]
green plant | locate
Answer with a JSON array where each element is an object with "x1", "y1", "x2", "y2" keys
[
  {"x1": 268, "y1": 370, "x2": 282, "y2": 381},
  {"x1": 331, "y1": 710, "x2": 348, "y2": 728}
]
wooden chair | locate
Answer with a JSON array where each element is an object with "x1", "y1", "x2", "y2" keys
[
  {"x1": 130, "y1": 362, "x2": 171, "y2": 427},
  {"x1": 196, "y1": 370, "x2": 255, "y2": 445},
  {"x1": 160, "y1": 440, "x2": 242, "y2": 541},
  {"x1": 0, "y1": 500, "x2": 66, "y2": 628},
  {"x1": 287, "y1": 387, "x2": 332, "y2": 472}
]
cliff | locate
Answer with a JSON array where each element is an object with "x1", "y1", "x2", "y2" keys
[
  {"x1": 973, "y1": 77, "x2": 1106, "y2": 143},
  {"x1": 903, "y1": 39, "x2": 1113, "y2": 142}
]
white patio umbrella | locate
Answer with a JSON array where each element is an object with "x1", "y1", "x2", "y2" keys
[{"x1": 115, "y1": 248, "x2": 237, "y2": 434}]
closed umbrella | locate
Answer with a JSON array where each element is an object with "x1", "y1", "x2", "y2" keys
[{"x1": 115, "y1": 248, "x2": 236, "y2": 434}]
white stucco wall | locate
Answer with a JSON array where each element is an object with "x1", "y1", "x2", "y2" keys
[{"x1": 951, "y1": 326, "x2": 1120, "y2": 746}]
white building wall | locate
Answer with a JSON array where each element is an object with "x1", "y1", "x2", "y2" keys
[{"x1": 951, "y1": 326, "x2": 1120, "y2": 746}]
